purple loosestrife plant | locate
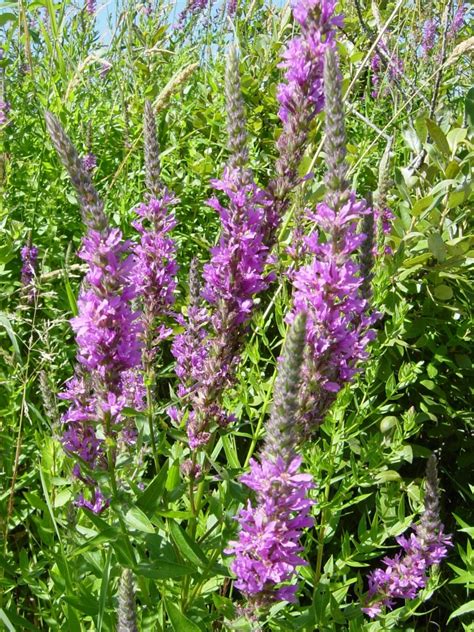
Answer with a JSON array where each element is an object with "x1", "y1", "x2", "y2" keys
[
  {"x1": 421, "y1": 18, "x2": 437, "y2": 57},
  {"x1": 266, "y1": 0, "x2": 342, "y2": 242},
  {"x1": 362, "y1": 456, "x2": 453, "y2": 618},
  {"x1": 176, "y1": 0, "x2": 209, "y2": 29},
  {"x1": 82, "y1": 152, "x2": 97, "y2": 172},
  {"x1": 59, "y1": 228, "x2": 144, "y2": 510},
  {"x1": 0, "y1": 99, "x2": 10, "y2": 125},
  {"x1": 288, "y1": 48, "x2": 377, "y2": 431},
  {"x1": 171, "y1": 47, "x2": 272, "y2": 449},
  {"x1": 46, "y1": 113, "x2": 143, "y2": 512},
  {"x1": 370, "y1": 40, "x2": 403, "y2": 99},
  {"x1": 133, "y1": 101, "x2": 179, "y2": 366},
  {"x1": 20, "y1": 244, "x2": 38, "y2": 299},
  {"x1": 85, "y1": 0, "x2": 96, "y2": 15},
  {"x1": 131, "y1": 100, "x2": 179, "y2": 469},
  {"x1": 449, "y1": 2, "x2": 465, "y2": 39},
  {"x1": 226, "y1": 313, "x2": 315, "y2": 610}
]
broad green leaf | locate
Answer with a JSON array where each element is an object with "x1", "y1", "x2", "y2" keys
[
  {"x1": 137, "y1": 462, "x2": 168, "y2": 511},
  {"x1": 447, "y1": 128, "x2": 467, "y2": 154},
  {"x1": 136, "y1": 561, "x2": 196, "y2": 579},
  {"x1": 0, "y1": 312, "x2": 22, "y2": 363},
  {"x1": 426, "y1": 119, "x2": 450, "y2": 156},
  {"x1": 169, "y1": 521, "x2": 209, "y2": 568},
  {"x1": 428, "y1": 232, "x2": 447, "y2": 262},
  {"x1": 166, "y1": 600, "x2": 202, "y2": 632},
  {"x1": 434, "y1": 285, "x2": 453, "y2": 301},
  {"x1": 448, "y1": 600, "x2": 474, "y2": 622},
  {"x1": 125, "y1": 507, "x2": 155, "y2": 533}
]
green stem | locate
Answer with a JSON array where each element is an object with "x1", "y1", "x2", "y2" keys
[{"x1": 145, "y1": 371, "x2": 159, "y2": 473}]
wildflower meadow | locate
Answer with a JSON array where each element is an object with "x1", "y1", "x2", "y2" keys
[{"x1": 0, "y1": 0, "x2": 473, "y2": 630}]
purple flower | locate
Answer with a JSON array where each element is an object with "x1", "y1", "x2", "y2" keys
[
  {"x1": 226, "y1": 0, "x2": 237, "y2": 17},
  {"x1": 226, "y1": 456, "x2": 314, "y2": 604},
  {"x1": 363, "y1": 456, "x2": 453, "y2": 618},
  {"x1": 449, "y1": 2, "x2": 465, "y2": 39},
  {"x1": 0, "y1": 100, "x2": 10, "y2": 126},
  {"x1": 276, "y1": 0, "x2": 342, "y2": 159},
  {"x1": 362, "y1": 526, "x2": 452, "y2": 617},
  {"x1": 20, "y1": 244, "x2": 38, "y2": 288},
  {"x1": 82, "y1": 153, "x2": 97, "y2": 172},
  {"x1": 85, "y1": 0, "x2": 96, "y2": 15},
  {"x1": 99, "y1": 60, "x2": 112, "y2": 78},
  {"x1": 176, "y1": 0, "x2": 209, "y2": 28},
  {"x1": 421, "y1": 19, "x2": 437, "y2": 57},
  {"x1": 132, "y1": 193, "x2": 179, "y2": 362},
  {"x1": 370, "y1": 41, "x2": 403, "y2": 99},
  {"x1": 266, "y1": 0, "x2": 342, "y2": 249},
  {"x1": 60, "y1": 228, "x2": 143, "y2": 491},
  {"x1": 202, "y1": 171, "x2": 273, "y2": 326},
  {"x1": 172, "y1": 168, "x2": 274, "y2": 448},
  {"x1": 75, "y1": 487, "x2": 110, "y2": 514},
  {"x1": 277, "y1": 0, "x2": 342, "y2": 125},
  {"x1": 288, "y1": 196, "x2": 377, "y2": 427}
]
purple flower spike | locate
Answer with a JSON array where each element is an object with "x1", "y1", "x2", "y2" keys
[
  {"x1": 20, "y1": 244, "x2": 38, "y2": 287},
  {"x1": 85, "y1": 0, "x2": 96, "y2": 15},
  {"x1": 0, "y1": 100, "x2": 10, "y2": 126},
  {"x1": 132, "y1": 193, "x2": 179, "y2": 363},
  {"x1": 363, "y1": 456, "x2": 453, "y2": 618},
  {"x1": 449, "y1": 2, "x2": 465, "y2": 39},
  {"x1": 82, "y1": 153, "x2": 97, "y2": 172},
  {"x1": 75, "y1": 487, "x2": 110, "y2": 514},
  {"x1": 60, "y1": 228, "x2": 143, "y2": 480},
  {"x1": 421, "y1": 19, "x2": 437, "y2": 57},
  {"x1": 226, "y1": 456, "x2": 314, "y2": 606}
]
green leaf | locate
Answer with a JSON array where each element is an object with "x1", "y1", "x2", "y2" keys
[
  {"x1": 448, "y1": 600, "x2": 474, "y2": 622},
  {"x1": 465, "y1": 87, "x2": 474, "y2": 128},
  {"x1": 0, "y1": 312, "x2": 22, "y2": 363},
  {"x1": 434, "y1": 285, "x2": 453, "y2": 301},
  {"x1": 166, "y1": 600, "x2": 202, "y2": 632},
  {"x1": 136, "y1": 561, "x2": 195, "y2": 579},
  {"x1": 97, "y1": 548, "x2": 112, "y2": 632},
  {"x1": 412, "y1": 195, "x2": 434, "y2": 216},
  {"x1": 125, "y1": 507, "x2": 155, "y2": 533},
  {"x1": 169, "y1": 521, "x2": 209, "y2": 568},
  {"x1": 428, "y1": 232, "x2": 447, "y2": 262},
  {"x1": 137, "y1": 462, "x2": 168, "y2": 511},
  {"x1": 426, "y1": 119, "x2": 450, "y2": 156},
  {"x1": 448, "y1": 189, "x2": 467, "y2": 209},
  {"x1": 447, "y1": 128, "x2": 467, "y2": 154}
]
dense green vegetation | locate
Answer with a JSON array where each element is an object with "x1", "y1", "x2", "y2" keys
[{"x1": 0, "y1": 0, "x2": 473, "y2": 630}]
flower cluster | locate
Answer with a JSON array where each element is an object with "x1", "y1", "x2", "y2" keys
[
  {"x1": 289, "y1": 200, "x2": 377, "y2": 415},
  {"x1": 268, "y1": 0, "x2": 342, "y2": 234},
  {"x1": 277, "y1": 0, "x2": 342, "y2": 125},
  {"x1": 363, "y1": 527, "x2": 452, "y2": 618},
  {"x1": 172, "y1": 169, "x2": 272, "y2": 448},
  {"x1": 0, "y1": 99, "x2": 10, "y2": 126},
  {"x1": 85, "y1": 0, "x2": 96, "y2": 15},
  {"x1": 449, "y1": 2, "x2": 465, "y2": 40},
  {"x1": 176, "y1": 0, "x2": 209, "y2": 29},
  {"x1": 20, "y1": 244, "x2": 38, "y2": 290},
  {"x1": 363, "y1": 456, "x2": 452, "y2": 618},
  {"x1": 370, "y1": 41, "x2": 403, "y2": 99},
  {"x1": 82, "y1": 153, "x2": 97, "y2": 172},
  {"x1": 421, "y1": 19, "x2": 437, "y2": 57},
  {"x1": 132, "y1": 193, "x2": 178, "y2": 361},
  {"x1": 60, "y1": 228, "x2": 144, "y2": 511},
  {"x1": 171, "y1": 48, "x2": 274, "y2": 449},
  {"x1": 226, "y1": 456, "x2": 314, "y2": 605}
]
